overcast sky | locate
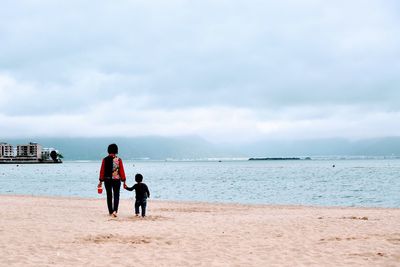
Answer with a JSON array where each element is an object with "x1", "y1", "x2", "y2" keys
[{"x1": 1, "y1": 0, "x2": 400, "y2": 142}]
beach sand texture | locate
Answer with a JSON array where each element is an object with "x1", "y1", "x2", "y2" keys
[{"x1": 1, "y1": 195, "x2": 400, "y2": 266}]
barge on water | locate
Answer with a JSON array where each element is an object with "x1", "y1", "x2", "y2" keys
[
  {"x1": 0, "y1": 159, "x2": 62, "y2": 164},
  {"x1": 0, "y1": 142, "x2": 63, "y2": 164},
  {"x1": 248, "y1": 157, "x2": 311, "y2": 161}
]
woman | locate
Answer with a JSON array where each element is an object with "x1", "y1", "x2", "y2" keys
[{"x1": 98, "y1": 143, "x2": 126, "y2": 217}]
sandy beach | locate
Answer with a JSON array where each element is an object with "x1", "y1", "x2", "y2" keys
[{"x1": 1, "y1": 195, "x2": 400, "y2": 266}]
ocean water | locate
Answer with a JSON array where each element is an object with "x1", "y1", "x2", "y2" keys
[{"x1": 1, "y1": 159, "x2": 400, "y2": 208}]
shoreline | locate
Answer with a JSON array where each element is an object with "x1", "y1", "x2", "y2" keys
[{"x1": 2, "y1": 195, "x2": 400, "y2": 266}]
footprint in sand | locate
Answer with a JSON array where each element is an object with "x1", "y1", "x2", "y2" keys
[
  {"x1": 320, "y1": 236, "x2": 369, "y2": 242},
  {"x1": 340, "y1": 216, "x2": 369, "y2": 220},
  {"x1": 105, "y1": 214, "x2": 171, "y2": 222},
  {"x1": 386, "y1": 238, "x2": 400, "y2": 245},
  {"x1": 79, "y1": 234, "x2": 174, "y2": 246},
  {"x1": 157, "y1": 207, "x2": 213, "y2": 213},
  {"x1": 80, "y1": 234, "x2": 152, "y2": 245}
]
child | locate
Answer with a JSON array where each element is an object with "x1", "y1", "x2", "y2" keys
[{"x1": 124, "y1": 173, "x2": 150, "y2": 217}]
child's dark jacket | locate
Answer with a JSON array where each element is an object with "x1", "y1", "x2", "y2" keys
[{"x1": 126, "y1": 183, "x2": 150, "y2": 200}]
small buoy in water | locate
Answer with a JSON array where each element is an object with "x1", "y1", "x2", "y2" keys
[{"x1": 332, "y1": 164, "x2": 335, "y2": 168}]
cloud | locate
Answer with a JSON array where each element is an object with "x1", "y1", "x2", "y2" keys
[
  {"x1": 2, "y1": 94, "x2": 400, "y2": 142},
  {"x1": 1, "y1": 0, "x2": 400, "y2": 141}
]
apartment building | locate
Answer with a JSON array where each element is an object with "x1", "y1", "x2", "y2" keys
[
  {"x1": 17, "y1": 142, "x2": 42, "y2": 158},
  {"x1": 0, "y1": 143, "x2": 14, "y2": 158}
]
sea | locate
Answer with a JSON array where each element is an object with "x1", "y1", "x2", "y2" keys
[{"x1": 1, "y1": 158, "x2": 400, "y2": 208}]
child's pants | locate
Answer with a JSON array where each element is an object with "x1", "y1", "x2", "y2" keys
[{"x1": 135, "y1": 199, "x2": 147, "y2": 217}]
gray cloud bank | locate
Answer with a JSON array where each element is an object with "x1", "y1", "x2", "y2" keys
[{"x1": 1, "y1": 0, "x2": 400, "y2": 141}]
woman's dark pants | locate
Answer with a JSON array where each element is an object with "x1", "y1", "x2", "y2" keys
[{"x1": 104, "y1": 179, "x2": 121, "y2": 214}]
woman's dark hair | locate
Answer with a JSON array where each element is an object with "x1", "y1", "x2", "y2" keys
[
  {"x1": 135, "y1": 173, "x2": 143, "y2": 183},
  {"x1": 107, "y1": 143, "x2": 118, "y2": 154}
]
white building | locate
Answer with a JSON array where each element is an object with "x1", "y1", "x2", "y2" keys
[
  {"x1": 0, "y1": 143, "x2": 14, "y2": 158},
  {"x1": 17, "y1": 142, "x2": 42, "y2": 158},
  {"x1": 41, "y1": 147, "x2": 57, "y2": 161}
]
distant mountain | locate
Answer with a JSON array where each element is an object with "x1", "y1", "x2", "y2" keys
[
  {"x1": 234, "y1": 137, "x2": 400, "y2": 157},
  {"x1": 0, "y1": 136, "x2": 236, "y2": 160},
  {"x1": 2, "y1": 136, "x2": 400, "y2": 160}
]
